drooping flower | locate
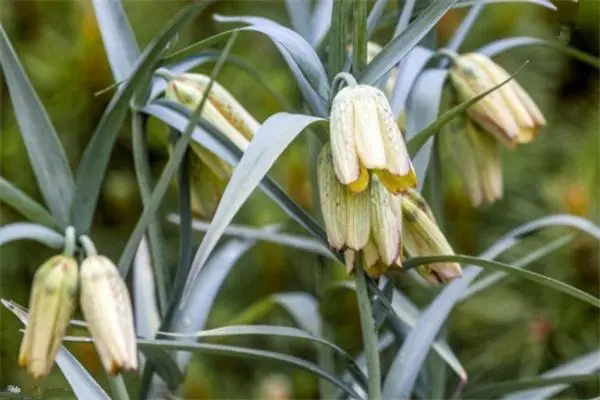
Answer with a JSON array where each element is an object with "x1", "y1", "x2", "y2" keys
[
  {"x1": 19, "y1": 255, "x2": 78, "y2": 378},
  {"x1": 446, "y1": 110, "x2": 503, "y2": 206},
  {"x1": 401, "y1": 190, "x2": 462, "y2": 284},
  {"x1": 330, "y1": 84, "x2": 416, "y2": 194},
  {"x1": 80, "y1": 255, "x2": 137, "y2": 374}
]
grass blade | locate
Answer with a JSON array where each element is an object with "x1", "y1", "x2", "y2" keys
[
  {"x1": 0, "y1": 223, "x2": 64, "y2": 249},
  {"x1": 329, "y1": 0, "x2": 350, "y2": 77},
  {"x1": 358, "y1": 0, "x2": 458, "y2": 85},
  {"x1": 0, "y1": 25, "x2": 74, "y2": 227},
  {"x1": 464, "y1": 374, "x2": 600, "y2": 399},
  {"x1": 478, "y1": 36, "x2": 600, "y2": 68},
  {"x1": 180, "y1": 113, "x2": 325, "y2": 303},
  {"x1": 461, "y1": 234, "x2": 574, "y2": 300},
  {"x1": 0, "y1": 177, "x2": 58, "y2": 228},
  {"x1": 500, "y1": 351, "x2": 600, "y2": 400},
  {"x1": 136, "y1": 339, "x2": 363, "y2": 399},
  {"x1": 71, "y1": 1, "x2": 209, "y2": 233},
  {"x1": 91, "y1": 0, "x2": 140, "y2": 81},
  {"x1": 352, "y1": 0, "x2": 368, "y2": 75},
  {"x1": 404, "y1": 254, "x2": 600, "y2": 308}
]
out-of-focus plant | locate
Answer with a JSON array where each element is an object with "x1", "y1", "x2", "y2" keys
[{"x1": 1, "y1": 0, "x2": 599, "y2": 399}]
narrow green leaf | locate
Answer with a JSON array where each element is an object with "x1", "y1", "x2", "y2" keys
[
  {"x1": 445, "y1": 3, "x2": 484, "y2": 52},
  {"x1": 404, "y1": 254, "x2": 600, "y2": 308},
  {"x1": 136, "y1": 339, "x2": 363, "y2": 399},
  {"x1": 478, "y1": 36, "x2": 600, "y2": 68},
  {"x1": 158, "y1": 29, "x2": 241, "y2": 67},
  {"x1": 1, "y1": 300, "x2": 110, "y2": 400},
  {"x1": 382, "y1": 215, "x2": 600, "y2": 399},
  {"x1": 358, "y1": 0, "x2": 458, "y2": 85},
  {"x1": 91, "y1": 0, "x2": 140, "y2": 81},
  {"x1": 406, "y1": 62, "x2": 526, "y2": 157},
  {"x1": 0, "y1": 223, "x2": 64, "y2": 249},
  {"x1": 461, "y1": 234, "x2": 574, "y2": 300},
  {"x1": 500, "y1": 351, "x2": 600, "y2": 400},
  {"x1": 132, "y1": 236, "x2": 161, "y2": 341},
  {"x1": 0, "y1": 177, "x2": 58, "y2": 228},
  {"x1": 168, "y1": 214, "x2": 332, "y2": 258},
  {"x1": 180, "y1": 113, "x2": 325, "y2": 303},
  {"x1": 393, "y1": 0, "x2": 416, "y2": 36},
  {"x1": 366, "y1": 0, "x2": 389, "y2": 38},
  {"x1": 0, "y1": 25, "x2": 74, "y2": 227},
  {"x1": 464, "y1": 374, "x2": 600, "y2": 399},
  {"x1": 71, "y1": 1, "x2": 209, "y2": 233}
]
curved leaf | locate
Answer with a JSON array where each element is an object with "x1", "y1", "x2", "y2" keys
[
  {"x1": 358, "y1": 0, "x2": 458, "y2": 85},
  {"x1": 461, "y1": 234, "x2": 574, "y2": 300},
  {"x1": 0, "y1": 223, "x2": 64, "y2": 249},
  {"x1": 0, "y1": 26, "x2": 74, "y2": 227},
  {"x1": 389, "y1": 46, "x2": 433, "y2": 116},
  {"x1": 478, "y1": 37, "x2": 600, "y2": 68},
  {"x1": 454, "y1": 0, "x2": 556, "y2": 9},
  {"x1": 500, "y1": 351, "x2": 600, "y2": 400},
  {"x1": 310, "y1": 0, "x2": 334, "y2": 47},
  {"x1": 136, "y1": 339, "x2": 363, "y2": 399},
  {"x1": 285, "y1": 0, "x2": 311, "y2": 40},
  {"x1": 404, "y1": 254, "x2": 600, "y2": 307},
  {"x1": 180, "y1": 113, "x2": 325, "y2": 303},
  {"x1": 91, "y1": 0, "x2": 140, "y2": 81},
  {"x1": 366, "y1": 0, "x2": 390, "y2": 39},
  {"x1": 213, "y1": 14, "x2": 330, "y2": 101},
  {"x1": 382, "y1": 215, "x2": 600, "y2": 399},
  {"x1": 71, "y1": 1, "x2": 209, "y2": 233},
  {"x1": 1, "y1": 300, "x2": 110, "y2": 400},
  {"x1": 133, "y1": 236, "x2": 161, "y2": 340},
  {"x1": 0, "y1": 177, "x2": 58, "y2": 228}
]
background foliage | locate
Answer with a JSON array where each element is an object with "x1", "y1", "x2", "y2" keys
[{"x1": 0, "y1": 0, "x2": 598, "y2": 398}]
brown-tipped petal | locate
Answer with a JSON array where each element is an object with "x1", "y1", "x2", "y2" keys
[
  {"x1": 344, "y1": 249, "x2": 356, "y2": 275},
  {"x1": 19, "y1": 255, "x2": 78, "y2": 379},
  {"x1": 331, "y1": 86, "x2": 362, "y2": 185},
  {"x1": 402, "y1": 195, "x2": 462, "y2": 284},
  {"x1": 80, "y1": 255, "x2": 138, "y2": 374},
  {"x1": 369, "y1": 177, "x2": 400, "y2": 266},
  {"x1": 345, "y1": 187, "x2": 371, "y2": 251},
  {"x1": 317, "y1": 144, "x2": 348, "y2": 251},
  {"x1": 362, "y1": 238, "x2": 389, "y2": 278}
]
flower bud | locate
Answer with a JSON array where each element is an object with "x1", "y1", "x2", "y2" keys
[
  {"x1": 330, "y1": 84, "x2": 416, "y2": 194},
  {"x1": 449, "y1": 54, "x2": 520, "y2": 148},
  {"x1": 401, "y1": 191, "x2": 462, "y2": 284},
  {"x1": 80, "y1": 255, "x2": 137, "y2": 374},
  {"x1": 19, "y1": 255, "x2": 78, "y2": 378},
  {"x1": 165, "y1": 73, "x2": 260, "y2": 151},
  {"x1": 465, "y1": 53, "x2": 545, "y2": 143},
  {"x1": 447, "y1": 113, "x2": 503, "y2": 206}
]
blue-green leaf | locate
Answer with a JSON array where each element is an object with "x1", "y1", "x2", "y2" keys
[
  {"x1": 358, "y1": 0, "x2": 458, "y2": 85},
  {"x1": 0, "y1": 25, "x2": 74, "y2": 227},
  {"x1": 180, "y1": 113, "x2": 325, "y2": 303},
  {"x1": 91, "y1": 0, "x2": 140, "y2": 81},
  {"x1": 0, "y1": 177, "x2": 58, "y2": 228},
  {"x1": 0, "y1": 223, "x2": 64, "y2": 249}
]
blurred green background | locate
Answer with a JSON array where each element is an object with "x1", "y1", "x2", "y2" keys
[{"x1": 0, "y1": 0, "x2": 598, "y2": 398}]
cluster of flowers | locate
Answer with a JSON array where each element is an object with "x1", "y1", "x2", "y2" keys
[
  {"x1": 19, "y1": 250, "x2": 137, "y2": 378},
  {"x1": 318, "y1": 82, "x2": 462, "y2": 281}
]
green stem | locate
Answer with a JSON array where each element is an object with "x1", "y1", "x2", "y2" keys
[
  {"x1": 132, "y1": 112, "x2": 169, "y2": 315},
  {"x1": 78, "y1": 235, "x2": 97, "y2": 256},
  {"x1": 352, "y1": 0, "x2": 368, "y2": 75},
  {"x1": 63, "y1": 226, "x2": 76, "y2": 257},
  {"x1": 108, "y1": 374, "x2": 130, "y2": 400},
  {"x1": 354, "y1": 267, "x2": 382, "y2": 400}
]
